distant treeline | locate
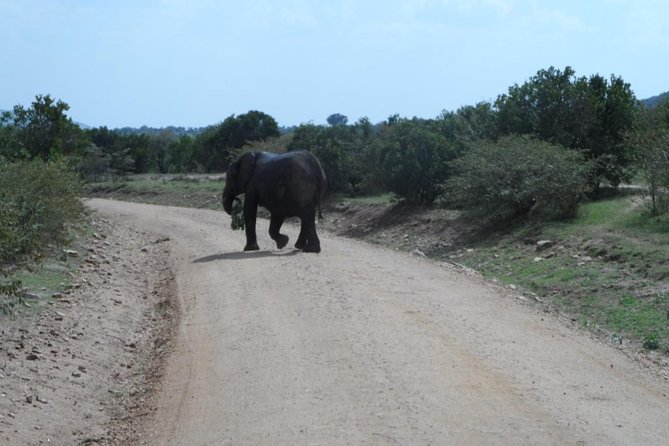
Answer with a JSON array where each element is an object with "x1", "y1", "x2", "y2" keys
[{"x1": 2, "y1": 66, "x2": 669, "y2": 219}]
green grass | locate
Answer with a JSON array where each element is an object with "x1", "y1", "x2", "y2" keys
[
  {"x1": 456, "y1": 194, "x2": 669, "y2": 352},
  {"x1": 336, "y1": 193, "x2": 396, "y2": 205},
  {"x1": 2, "y1": 223, "x2": 88, "y2": 316},
  {"x1": 86, "y1": 175, "x2": 225, "y2": 209}
]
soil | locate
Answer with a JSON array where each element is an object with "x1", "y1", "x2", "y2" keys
[
  {"x1": 3, "y1": 198, "x2": 668, "y2": 444},
  {"x1": 0, "y1": 217, "x2": 178, "y2": 445}
]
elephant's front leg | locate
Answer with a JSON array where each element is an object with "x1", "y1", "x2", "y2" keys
[
  {"x1": 268, "y1": 214, "x2": 289, "y2": 249},
  {"x1": 243, "y1": 200, "x2": 260, "y2": 251}
]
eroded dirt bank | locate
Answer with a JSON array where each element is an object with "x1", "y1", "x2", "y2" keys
[
  {"x1": 0, "y1": 215, "x2": 177, "y2": 445},
  {"x1": 86, "y1": 199, "x2": 668, "y2": 446}
]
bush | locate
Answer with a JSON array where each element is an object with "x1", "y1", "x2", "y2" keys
[
  {"x1": 633, "y1": 104, "x2": 669, "y2": 216},
  {"x1": 371, "y1": 120, "x2": 458, "y2": 204},
  {"x1": 446, "y1": 136, "x2": 591, "y2": 221},
  {"x1": 0, "y1": 159, "x2": 83, "y2": 312}
]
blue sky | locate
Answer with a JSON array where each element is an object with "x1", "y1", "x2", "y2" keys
[{"x1": 1, "y1": 0, "x2": 667, "y2": 128}]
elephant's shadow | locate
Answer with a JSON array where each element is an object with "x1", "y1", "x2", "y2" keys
[{"x1": 193, "y1": 249, "x2": 301, "y2": 263}]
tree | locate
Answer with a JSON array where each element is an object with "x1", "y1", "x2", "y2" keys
[
  {"x1": 495, "y1": 67, "x2": 638, "y2": 186},
  {"x1": 371, "y1": 119, "x2": 457, "y2": 204},
  {"x1": 10, "y1": 95, "x2": 87, "y2": 160},
  {"x1": 192, "y1": 111, "x2": 280, "y2": 172},
  {"x1": 632, "y1": 102, "x2": 669, "y2": 215},
  {"x1": 327, "y1": 113, "x2": 348, "y2": 127}
]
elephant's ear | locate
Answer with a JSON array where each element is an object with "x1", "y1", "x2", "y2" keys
[{"x1": 237, "y1": 151, "x2": 258, "y2": 192}]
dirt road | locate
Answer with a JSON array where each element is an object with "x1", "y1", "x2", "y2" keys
[{"x1": 88, "y1": 199, "x2": 668, "y2": 445}]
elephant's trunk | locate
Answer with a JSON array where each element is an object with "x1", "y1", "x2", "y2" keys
[{"x1": 222, "y1": 193, "x2": 235, "y2": 215}]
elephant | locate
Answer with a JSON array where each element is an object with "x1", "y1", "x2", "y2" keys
[{"x1": 222, "y1": 150, "x2": 327, "y2": 253}]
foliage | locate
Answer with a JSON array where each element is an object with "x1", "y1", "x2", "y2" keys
[
  {"x1": 0, "y1": 159, "x2": 83, "y2": 312},
  {"x1": 370, "y1": 118, "x2": 458, "y2": 204},
  {"x1": 288, "y1": 118, "x2": 375, "y2": 195},
  {"x1": 437, "y1": 102, "x2": 498, "y2": 145},
  {"x1": 2, "y1": 95, "x2": 88, "y2": 161},
  {"x1": 632, "y1": 102, "x2": 669, "y2": 215},
  {"x1": 192, "y1": 111, "x2": 280, "y2": 172},
  {"x1": 327, "y1": 113, "x2": 348, "y2": 127},
  {"x1": 446, "y1": 135, "x2": 591, "y2": 221},
  {"x1": 495, "y1": 66, "x2": 638, "y2": 186},
  {"x1": 230, "y1": 199, "x2": 245, "y2": 230}
]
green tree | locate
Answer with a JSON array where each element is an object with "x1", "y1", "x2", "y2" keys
[
  {"x1": 495, "y1": 67, "x2": 638, "y2": 186},
  {"x1": 371, "y1": 119, "x2": 457, "y2": 204},
  {"x1": 632, "y1": 102, "x2": 669, "y2": 215},
  {"x1": 287, "y1": 119, "x2": 376, "y2": 195},
  {"x1": 327, "y1": 113, "x2": 348, "y2": 127},
  {"x1": 166, "y1": 135, "x2": 196, "y2": 173},
  {"x1": 10, "y1": 94, "x2": 88, "y2": 160},
  {"x1": 192, "y1": 111, "x2": 280, "y2": 172}
]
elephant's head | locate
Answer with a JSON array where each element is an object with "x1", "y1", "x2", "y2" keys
[{"x1": 222, "y1": 152, "x2": 258, "y2": 215}]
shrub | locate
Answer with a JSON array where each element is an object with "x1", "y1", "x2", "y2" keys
[
  {"x1": 0, "y1": 159, "x2": 83, "y2": 312},
  {"x1": 371, "y1": 120, "x2": 459, "y2": 204},
  {"x1": 446, "y1": 135, "x2": 591, "y2": 221}
]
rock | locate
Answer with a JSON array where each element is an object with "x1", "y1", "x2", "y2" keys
[
  {"x1": 533, "y1": 257, "x2": 543, "y2": 262},
  {"x1": 536, "y1": 240, "x2": 553, "y2": 251},
  {"x1": 26, "y1": 353, "x2": 39, "y2": 360},
  {"x1": 410, "y1": 249, "x2": 426, "y2": 258},
  {"x1": 508, "y1": 284, "x2": 517, "y2": 290},
  {"x1": 63, "y1": 249, "x2": 79, "y2": 257}
]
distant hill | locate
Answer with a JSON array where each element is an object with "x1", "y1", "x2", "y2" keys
[{"x1": 641, "y1": 91, "x2": 669, "y2": 108}]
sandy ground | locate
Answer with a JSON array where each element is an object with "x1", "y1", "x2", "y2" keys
[
  {"x1": 0, "y1": 214, "x2": 177, "y2": 445},
  {"x1": 81, "y1": 199, "x2": 667, "y2": 446},
  {"x1": 3, "y1": 198, "x2": 668, "y2": 445}
]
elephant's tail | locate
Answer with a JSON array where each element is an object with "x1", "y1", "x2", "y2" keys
[{"x1": 317, "y1": 172, "x2": 326, "y2": 221}]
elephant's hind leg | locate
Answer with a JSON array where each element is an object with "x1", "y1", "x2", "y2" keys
[
  {"x1": 269, "y1": 215, "x2": 289, "y2": 249},
  {"x1": 295, "y1": 220, "x2": 307, "y2": 250},
  {"x1": 302, "y1": 214, "x2": 321, "y2": 253}
]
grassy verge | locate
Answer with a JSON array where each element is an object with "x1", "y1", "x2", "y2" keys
[
  {"x1": 452, "y1": 194, "x2": 669, "y2": 352},
  {"x1": 1, "y1": 222, "x2": 89, "y2": 316},
  {"x1": 86, "y1": 175, "x2": 225, "y2": 209}
]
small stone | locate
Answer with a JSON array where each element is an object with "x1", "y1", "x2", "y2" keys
[
  {"x1": 533, "y1": 257, "x2": 543, "y2": 262},
  {"x1": 536, "y1": 240, "x2": 553, "y2": 251},
  {"x1": 410, "y1": 249, "x2": 426, "y2": 258}
]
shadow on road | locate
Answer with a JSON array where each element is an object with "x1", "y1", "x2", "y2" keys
[{"x1": 193, "y1": 249, "x2": 301, "y2": 263}]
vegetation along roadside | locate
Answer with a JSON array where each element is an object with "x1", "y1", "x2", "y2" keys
[{"x1": 3, "y1": 64, "x2": 669, "y2": 362}]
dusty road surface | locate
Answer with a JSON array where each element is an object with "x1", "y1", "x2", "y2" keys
[{"x1": 88, "y1": 199, "x2": 669, "y2": 446}]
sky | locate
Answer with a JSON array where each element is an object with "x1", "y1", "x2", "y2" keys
[{"x1": 1, "y1": 0, "x2": 668, "y2": 129}]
